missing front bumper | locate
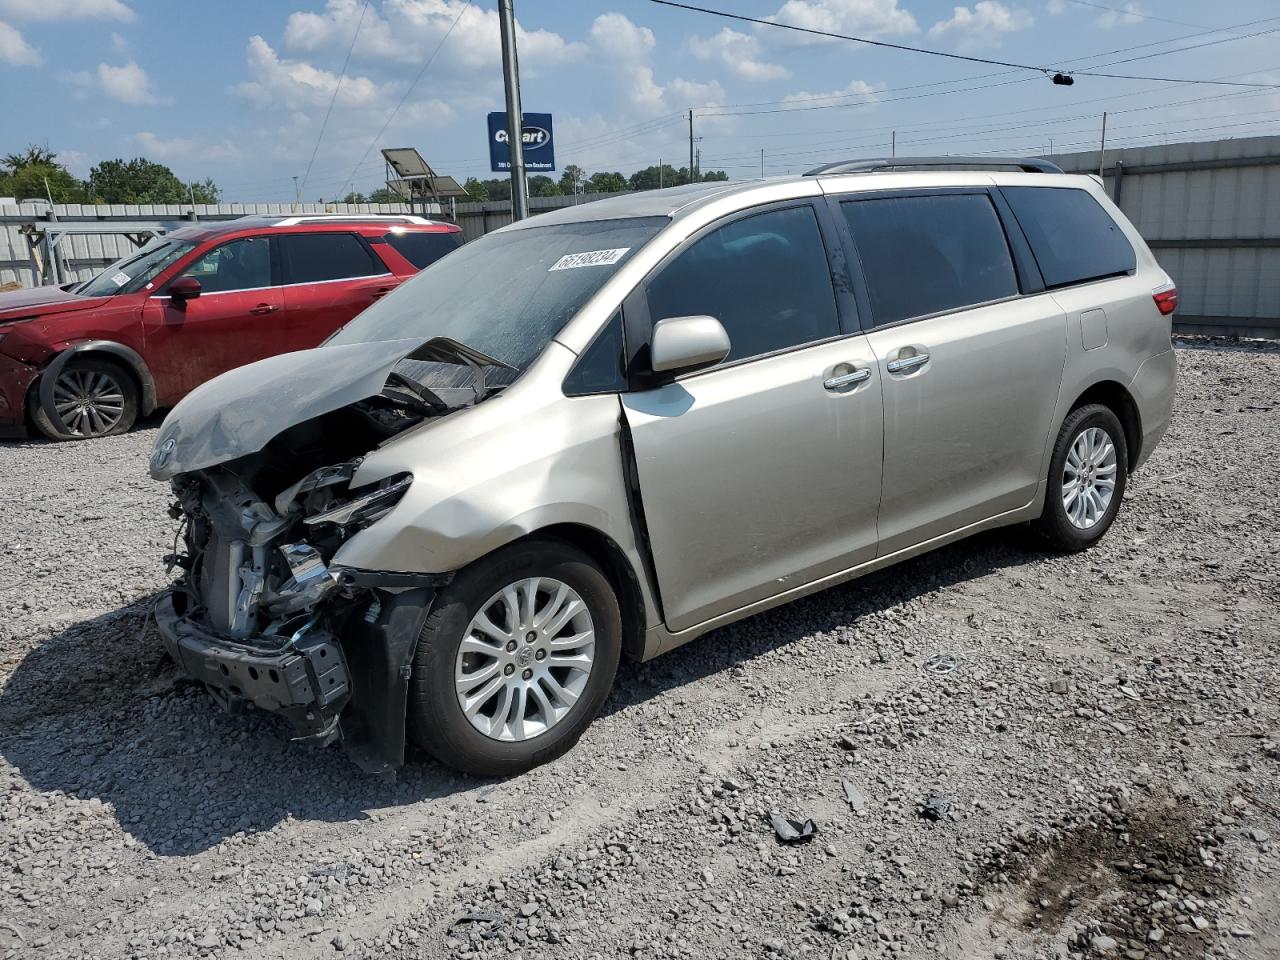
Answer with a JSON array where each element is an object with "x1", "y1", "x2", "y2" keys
[
  {"x1": 154, "y1": 590, "x2": 351, "y2": 742},
  {"x1": 154, "y1": 582, "x2": 438, "y2": 775}
]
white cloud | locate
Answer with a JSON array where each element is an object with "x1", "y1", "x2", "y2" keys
[
  {"x1": 283, "y1": 0, "x2": 583, "y2": 73},
  {"x1": 770, "y1": 0, "x2": 918, "y2": 39},
  {"x1": 0, "y1": 0, "x2": 132, "y2": 21},
  {"x1": 782, "y1": 78, "x2": 884, "y2": 105},
  {"x1": 55, "y1": 147, "x2": 90, "y2": 176},
  {"x1": 236, "y1": 35, "x2": 394, "y2": 111},
  {"x1": 689, "y1": 27, "x2": 789, "y2": 81},
  {"x1": 588, "y1": 12, "x2": 655, "y2": 63},
  {"x1": 97, "y1": 61, "x2": 162, "y2": 103},
  {"x1": 1095, "y1": 2, "x2": 1143, "y2": 28},
  {"x1": 133, "y1": 132, "x2": 242, "y2": 164},
  {"x1": 0, "y1": 19, "x2": 39, "y2": 64},
  {"x1": 929, "y1": 2, "x2": 1033, "y2": 49}
]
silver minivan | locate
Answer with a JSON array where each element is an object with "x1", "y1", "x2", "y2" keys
[{"x1": 151, "y1": 158, "x2": 1178, "y2": 776}]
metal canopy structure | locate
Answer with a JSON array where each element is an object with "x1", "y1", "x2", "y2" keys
[
  {"x1": 380, "y1": 148, "x2": 468, "y2": 216},
  {"x1": 17, "y1": 220, "x2": 187, "y2": 288}
]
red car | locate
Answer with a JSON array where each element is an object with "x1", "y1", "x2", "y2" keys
[{"x1": 0, "y1": 214, "x2": 463, "y2": 440}]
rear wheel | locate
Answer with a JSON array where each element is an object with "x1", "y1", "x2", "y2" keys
[
  {"x1": 31, "y1": 357, "x2": 138, "y2": 440},
  {"x1": 1034, "y1": 403, "x2": 1128, "y2": 551},
  {"x1": 407, "y1": 541, "x2": 622, "y2": 777}
]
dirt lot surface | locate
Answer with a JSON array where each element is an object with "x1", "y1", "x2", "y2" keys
[{"x1": 0, "y1": 339, "x2": 1277, "y2": 960}]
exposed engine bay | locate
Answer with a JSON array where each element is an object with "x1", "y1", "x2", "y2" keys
[{"x1": 153, "y1": 339, "x2": 511, "y2": 774}]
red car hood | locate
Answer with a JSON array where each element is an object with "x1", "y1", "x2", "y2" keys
[{"x1": 0, "y1": 284, "x2": 114, "y2": 320}]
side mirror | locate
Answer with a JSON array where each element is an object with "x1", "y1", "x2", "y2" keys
[
  {"x1": 168, "y1": 276, "x2": 202, "y2": 303},
  {"x1": 649, "y1": 315, "x2": 731, "y2": 376}
]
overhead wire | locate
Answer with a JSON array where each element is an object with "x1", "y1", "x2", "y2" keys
[
  {"x1": 298, "y1": 0, "x2": 371, "y2": 201},
  {"x1": 647, "y1": 0, "x2": 1280, "y2": 88}
]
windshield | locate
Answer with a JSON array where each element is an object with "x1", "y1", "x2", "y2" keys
[
  {"x1": 328, "y1": 217, "x2": 667, "y2": 369},
  {"x1": 77, "y1": 238, "x2": 196, "y2": 297}
]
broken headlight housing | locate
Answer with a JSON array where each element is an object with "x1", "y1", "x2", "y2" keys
[{"x1": 303, "y1": 473, "x2": 412, "y2": 529}]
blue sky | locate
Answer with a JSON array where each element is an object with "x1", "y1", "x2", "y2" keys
[{"x1": 2, "y1": 0, "x2": 1278, "y2": 202}]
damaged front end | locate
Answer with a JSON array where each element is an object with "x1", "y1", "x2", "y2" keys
[{"x1": 152, "y1": 338, "x2": 508, "y2": 774}]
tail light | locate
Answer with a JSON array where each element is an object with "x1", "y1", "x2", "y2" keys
[{"x1": 1152, "y1": 283, "x2": 1178, "y2": 316}]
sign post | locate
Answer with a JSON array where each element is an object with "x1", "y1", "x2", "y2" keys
[{"x1": 497, "y1": 0, "x2": 529, "y2": 221}]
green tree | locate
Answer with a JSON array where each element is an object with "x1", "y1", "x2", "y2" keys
[
  {"x1": 462, "y1": 177, "x2": 489, "y2": 202},
  {"x1": 87, "y1": 157, "x2": 221, "y2": 204},
  {"x1": 367, "y1": 187, "x2": 403, "y2": 203},
  {"x1": 587, "y1": 171, "x2": 627, "y2": 193},
  {"x1": 700, "y1": 170, "x2": 729, "y2": 182},
  {"x1": 190, "y1": 177, "x2": 221, "y2": 203},
  {"x1": 480, "y1": 177, "x2": 511, "y2": 202},
  {"x1": 558, "y1": 164, "x2": 586, "y2": 196},
  {"x1": 0, "y1": 146, "x2": 87, "y2": 202},
  {"x1": 628, "y1": 164, "x2": 689, "y2": 191},
  {"x1": 342, "y1": 191, "x2": 367, "y2": 203},
  {"x1": 528, "y1": 175, "x2": 561, "y2": 197}
]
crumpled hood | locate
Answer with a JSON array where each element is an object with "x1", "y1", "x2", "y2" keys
[
  {"x1": 150, "y1": 338, "x2": 427, "y2": 480},
  {"x1": 0, "y1": 284, "x2": 110, "y2": 319}
]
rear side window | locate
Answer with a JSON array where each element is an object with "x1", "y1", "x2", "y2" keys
[
  {"x1": 841, "y1": 193, "x2": 1018, "y2": 327},
  {"x1": 281, "y1": 233, "x2": 385, "y2": 284},
  {"x1": 1002, "y1": 186, "x2": 1136, "y2": 288},
  {"x1": 383, "y1": 230, "x2": 464, "y2": 269},
  {"x1": 644, "y1": 205, "x2": 839, "y2": 364}
]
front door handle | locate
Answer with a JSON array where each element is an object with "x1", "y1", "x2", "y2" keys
[
  {"x1": 250, "y1": 303, "x2": 279, "y2": 315},
  {"x1": 885, "y1": 352, "x2": 930, "y2": 374},
  {"x1": 824, "y1": 368, "x2": 872, "y2": 391}
]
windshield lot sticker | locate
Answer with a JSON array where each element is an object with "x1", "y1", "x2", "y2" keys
[
  {"x1": 111, "y1": 271, "x2": 131, "y2": 286},
  {"x1": 549, "y1": 248, "x2": 630, "y2": 271}
]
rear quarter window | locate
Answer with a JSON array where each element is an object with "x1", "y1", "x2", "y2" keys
[
  {"x1": 1002, "y1": 186, "x2": 1136, "y2": 288},
  {"x1": 383, "y1": 230, "x2": 464, "y2": 270}
]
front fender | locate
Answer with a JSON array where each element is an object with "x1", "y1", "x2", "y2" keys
[{"x1": 38, "y1": 339, "x2": 159, "y2": 415}]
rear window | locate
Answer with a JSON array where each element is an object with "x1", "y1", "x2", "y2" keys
[
  {"x1": 383, "y1": 230, "x2": 464, "y2": 269},
  {"x1": 281, "y1": 232, "x2": 386, "y2": 284},
  {"x1": 1002, "y1": 186, "x2": 1136, "y2": 288},
  {"x1": 841, "y1": 193, "x2": 1018, "y2": 327}
]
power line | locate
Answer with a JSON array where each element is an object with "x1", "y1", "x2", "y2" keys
[
  {"x1": 339, "y1": 0, "x2": 472, "y2": 198},
  {"x1": 646, "y1": 0, "x2": 1280, "y2": 88},
  {"x1": 1051, "y1": 0, "x2": 1238, "y2": 33},
  {"x1": 298, "y1": 0, "x2": 371, "y2": 202}
]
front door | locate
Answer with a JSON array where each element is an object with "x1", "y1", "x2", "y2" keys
[
  {"x1": 838, "y1": 190, "x2": 1067, "y2": 555},
  {"x1": 621, "y1": 203, "x2": 883, "y2": 633},
  {"x1": 278, "y1": 232, "x2": 398, "y2": 349},
  {"x1": 142, "y1": 235, "x2": 285, "y2": 400}
]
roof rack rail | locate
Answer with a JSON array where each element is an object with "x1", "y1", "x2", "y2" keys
[
  {"x1": 271, "y1": 214, "x2": 439, "y2": 227},
  {"x1": 804, "y1": 156, "x2": 1064, "y2": 176}
]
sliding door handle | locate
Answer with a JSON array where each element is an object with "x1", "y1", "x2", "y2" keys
[
  {"x1": 824, "y1": 368, "x2": 872, "y2": 391},
  {"x1": 886, "y1": 352, "x2": 930, "y2": 374}
]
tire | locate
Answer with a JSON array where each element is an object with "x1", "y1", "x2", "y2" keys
[
  {"x1": 31, "y1": 357, "x2": 139, "y2": 441},
  {"x1": 407, "y1": 540, "x2": 622, "y2": 777},
  {"x1": 1034, "y1": 403, "x2": 1128, "y2": 552}
]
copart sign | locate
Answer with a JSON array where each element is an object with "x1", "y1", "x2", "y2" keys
[{"x1": 487, "y1": 112, "x2": 555, "y2": 173}]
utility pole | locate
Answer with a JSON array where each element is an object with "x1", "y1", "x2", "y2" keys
[
  {"x1": 498, "y1": 0, "x2": 529, "y2": 221},
  {"x1": 760, "y1": 148, "x2": 764, "y2": 178},
  {"x1": 659, "y1": 157, "x2": 663, "y2": 189},
  {"x1": 292, "y1": 175, "x2": 301, "y2": 211},
  {"x1": 1098, "y1": 111, "x2": 1108, "y2": 178},
  {"x1": 891, "y1": 131, "x2": 896, "y2": 158},
  {"x1": 688, "y1": 109, "x2": 695, "y2": 184}
]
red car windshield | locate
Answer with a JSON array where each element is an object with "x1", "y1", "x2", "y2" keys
[{"x1": 77, "y1": 238, "x2": 196, "y2": 297}]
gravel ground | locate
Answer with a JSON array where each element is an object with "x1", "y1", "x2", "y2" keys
[{"x1": 0, "y1": 339, "x2": 1277, "y2": 960}]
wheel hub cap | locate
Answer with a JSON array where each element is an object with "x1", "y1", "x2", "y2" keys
[
  {"x1": 52, "y1": 369, "x2": 126, "y2": 437},
  {"x1": 1062, "y1": 426, "x2": 1118, "y2": 530},
  {"x1": 454, "y1": 577, "x2": 596, "y2": 742}
]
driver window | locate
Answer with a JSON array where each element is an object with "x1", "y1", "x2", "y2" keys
[
  {"x1": 644, "y1": 205, "x2": 840, "y2": 364},
  {"x1": 181, "y1": 237, "x2": 272, "y2": 294}
]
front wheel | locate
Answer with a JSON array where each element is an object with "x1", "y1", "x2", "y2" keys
[
  {"x1": 407, "y1": 541, "x2": 622, "y2": 777},
  {"x1": 1034, "y1": 403, "x2": 1128, "y2": 552},
  {"x1": 31, "y1": 357, "x2": 138, "y2": 440}
]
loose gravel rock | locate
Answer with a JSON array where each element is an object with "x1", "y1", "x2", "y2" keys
[{"x1": 0, "y1": 340, "x2": 1277, "y2": 960}]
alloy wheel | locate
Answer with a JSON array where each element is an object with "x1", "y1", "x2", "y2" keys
[
  {"x1": 52, "y1": 368, "x2": 127, "y2": 437},
  {"x1": 454, "y1": 577, "x2": 596, "y2": 742},
  {"x1": 1062, "y1": 426, "x2": 1118, "y2": 529}
]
